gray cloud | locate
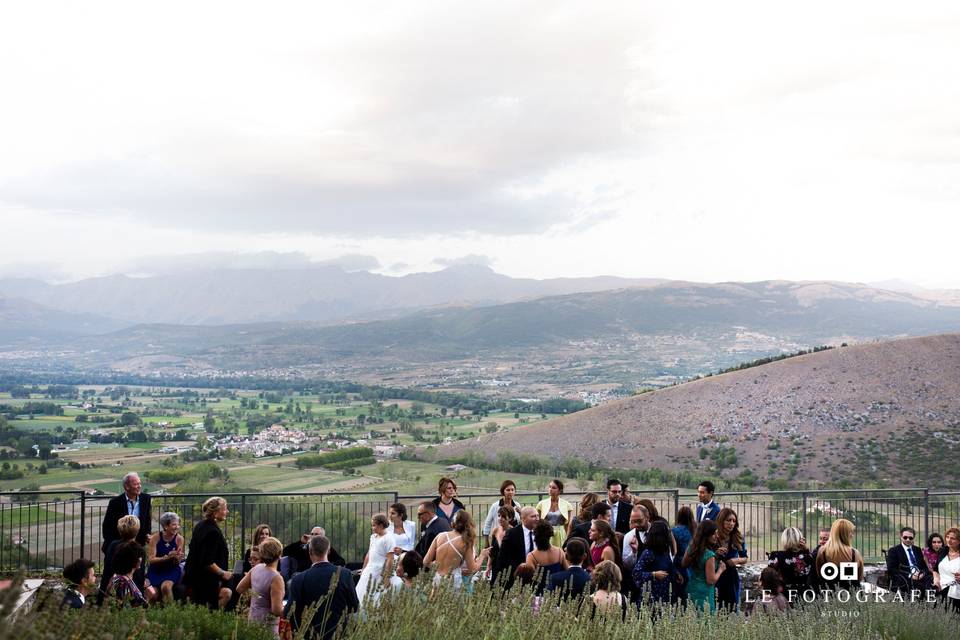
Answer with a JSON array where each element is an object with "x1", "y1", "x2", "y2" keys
[
  {"x1": 433, "y1": 254, "x2": 494, "y2": 268},
  {"x1": 121, "y1": 251, "x2": 380, "y2": 276},
  {"x1": 122, "y1": 251, "x2": 314, "y2": 275},
  {"x1": 313, "y1": 254, "x2": 382, "y2": 272},
  {"x1": 0, "y1": 261, "x2": 69, "y2": 283},
  {"x1": 0, "y1": 3, "x2": 651, "y2": 237}
]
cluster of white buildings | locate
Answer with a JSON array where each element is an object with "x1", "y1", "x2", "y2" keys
[{"x1": 214, "y1": 424, "x2": 308, "y2": 457}]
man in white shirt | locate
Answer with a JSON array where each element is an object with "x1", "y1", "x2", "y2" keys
[
  {"x1": 492, "y1": 506, "x2": 539, "y2": 588},
  {"x1": 622, "y1": 505, "x2": 650, "y2": 569},
  {"x1": 695, "y1": 480, "x2": 720, "y2": 523}
]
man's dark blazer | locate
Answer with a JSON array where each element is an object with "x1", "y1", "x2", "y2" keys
[
  {"x1": 491, "y1": 524, "x2": 529, "y2": 588},
  {"x1": 611, "y1": 500, "x2": 632, "y2": 535},
  {"x1": 886, "y1": 544, "x2": 932, "y2": 591},
  {"x1": 61, "y1": 590, "x2": 85, "y2": 610},
  {"x1": 414, "y1": 516, "x2": 451, "y2": 559},
  {"x1": 101, "y1": 492, "x2": 151, "y2": 553},
  {"x1": 282, "y1": 540, "x2": 346, "y2": 574},
  {"x1": 284, "y1": 561, "x2": 359, "y2": 640},
  {"x1": 546, "y1": 565, "x2": 591, "y2": 601},
  {"x1": 564, "y1": 520, "x2": 592, "y2": 550},
  {"x1": 695, "y1": 502, "x2": 720, "y2": 523}
]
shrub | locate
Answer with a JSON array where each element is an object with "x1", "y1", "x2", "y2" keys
[{"x1": 7, "y1": 582, "x2": 274, "y2": 640}]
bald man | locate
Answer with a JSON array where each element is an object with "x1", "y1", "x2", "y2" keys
[{"x1": 491, "y1": 506, "x2": 539, "y2": 590}]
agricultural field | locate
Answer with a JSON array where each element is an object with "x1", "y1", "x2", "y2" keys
[{"x1": 0, "y1": 384, "x2": 567, "y2": 496}]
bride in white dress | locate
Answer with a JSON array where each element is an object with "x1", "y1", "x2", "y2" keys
[
  {"x1": 423, "y1": 510, "x2": 478, "y2": 592},
  {"x1": 356, "y1": 513, "x2": 395, "y2": 605}
]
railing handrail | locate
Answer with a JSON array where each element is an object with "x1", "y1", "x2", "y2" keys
[
  {"x1": 1, "y1": 485, "x2": 957, "y2": 571},
  {"x1": 0, "y1": 486, "x2": 952, "y2": 498}
]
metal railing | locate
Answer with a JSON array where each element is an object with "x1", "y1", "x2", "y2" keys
[{"x1": 1, "y1": 488, "x2": 957, "y2": 571}]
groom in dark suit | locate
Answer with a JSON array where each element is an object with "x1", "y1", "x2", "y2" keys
[
  {"x1": 101, "y1": 472, "x2": 151, "y2": 553},
  {"x1": 414, "y1": 501, "x2": 451, "y2": 558}
]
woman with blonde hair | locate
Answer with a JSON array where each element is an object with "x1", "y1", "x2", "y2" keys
[
  {"x1": 814, "y1": 518, "x2": 863, "y2": 590},
  {"x1": 237, "y1": 536, "x2": 284, "y2": 638},
  {"x1": 183, "y1": 496, "x2": 233, "y2": 609},
  {"x1": 423, "y1": 509, "x2": 478, "y2": 590},
  {"x1": 767, "y1": 526, "x2": 814, "y2": 597}
]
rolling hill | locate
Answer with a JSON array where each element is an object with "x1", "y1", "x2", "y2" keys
[{"x1": 437, "y1": 333, "x2": 960, "y2": 488}]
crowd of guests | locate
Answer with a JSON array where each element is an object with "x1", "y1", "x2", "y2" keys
[{"x1": 61, "y1": 472, "x2": 960, "y2": 639}]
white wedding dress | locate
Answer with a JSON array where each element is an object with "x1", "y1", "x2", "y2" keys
[{"x1": 356, "y1": 532, "x2": 395, "y2": 605}]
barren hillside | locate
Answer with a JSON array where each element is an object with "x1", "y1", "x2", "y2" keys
[{"x1": 439, "y1": 334, "x2": 960, "y2": 488}]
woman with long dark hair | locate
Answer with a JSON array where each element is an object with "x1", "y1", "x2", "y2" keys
[
  {"x1": 924, "y1": 532, "x2": 944, "y2": 574},
  {"x1": 684, "y1": 519, "x2": 726, "y2": 614},
  {"x1": 524, "y1": 520, "x2": 567, "y2": 595},
  {"x1": 480, "y1": 505, "x2": 514, "y2": 579},
  {"x1": 109, "y1": 540, "x2": 149, "y2": 608},
  {"x1": 633, "y1": 520, "x2": 678, "y2": 607},
  {"x1": 482, "y1": 480, "x2": 522, "y2": 536},
  {"x1": 388, "y1": 503, "x2": 417, "y2": 553},
  {"x1": 671, "y1": 506, "x2": 695, "y2": 606},
  {"x1": 242, "y1": 524, "x2": 273, "y2": 573},
  {"x1": 715, "y1": 507, "x2": 748, "y2": 612},
  {"x1": 432, "y1": 477, "x2": 465, "y2": 525},
  {"x1": 536, "y1": 478, "x2": 574, "y2": 548},
  {"x1": 589, "y1": 519, "x2": 621, "y2": 568}
]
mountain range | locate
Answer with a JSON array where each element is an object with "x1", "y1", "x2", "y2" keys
[
  {"x1": 3, "y1": 270, "x2": 960, "y2": 395},
  {"x1": 0, "y1": 264, "x2": 662, "y2": 327}
]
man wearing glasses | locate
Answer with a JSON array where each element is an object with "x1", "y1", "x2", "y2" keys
[
  {"x1": 414, "y1": 501, "x2": 451, "y2": 558},
  {"x1": 886, "y1": 526, "x2": 932, "y2": 594}
]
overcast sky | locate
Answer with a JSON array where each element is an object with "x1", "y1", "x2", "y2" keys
[{"x1": 2, "y1": 1, "x2": 959, "y2": 287}]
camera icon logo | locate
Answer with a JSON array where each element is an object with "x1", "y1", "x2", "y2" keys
[{"x1": 819, "y1": 561, "x2": 858, "y2": 580}]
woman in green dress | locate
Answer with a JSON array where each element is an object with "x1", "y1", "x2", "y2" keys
[{"x1": 683, "y1": 519, "x2": 726, "y2": 614}]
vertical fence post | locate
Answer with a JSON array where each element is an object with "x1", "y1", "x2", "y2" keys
[
  {"x1": 79, "y1": 491, "x2": 87, "y2": 559},
  {"x1": 802, "y1": 492, "x2": 808, "y2": 538},
  {"x1": 923, "y1": 488, "x2": 930, "y2": 545},
  {"x1": 241, "y1": 494, "x2": 247, "y2": 556},
  {"x1": 673, "y1": 489, "x2": 680, "y2": 519}
]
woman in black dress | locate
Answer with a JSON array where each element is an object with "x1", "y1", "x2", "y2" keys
[
  {"x1": 767, "y1": 526, "x2": 814, "y2": 602},
  {"x1": 183, "y1": 496, "x2": 232, "y2": 609},
  {"x1": 482, "y1": 505, "x2": 515, "y2": 580}
]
